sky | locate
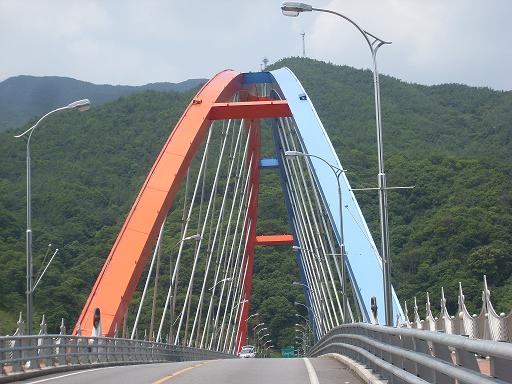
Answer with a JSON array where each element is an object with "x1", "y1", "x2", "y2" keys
[{"x1": 0, "y1": 0, "x2": 510, "y2": 90}]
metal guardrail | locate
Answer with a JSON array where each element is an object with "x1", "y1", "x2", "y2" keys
[
  {"x1": 309, "y1": 323, "x2": 512, "y2": 384},
  {"x1": 0, "y1": 334, "x2": 233, "y2": 381}
]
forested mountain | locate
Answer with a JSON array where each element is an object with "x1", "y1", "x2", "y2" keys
[
  {"x1": 0, "y1": 58, "x2": 510, "y2": 348},
  {"x1": 0, "y1": 75, "x2": 206, "y2": 131}
]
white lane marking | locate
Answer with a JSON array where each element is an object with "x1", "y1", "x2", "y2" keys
[
  {"x1": 303, "y1": 358, "x2": 320, "y2": 384},
  {"x1": 26, "y1": 365, "x2": 121, "y2": 383}
]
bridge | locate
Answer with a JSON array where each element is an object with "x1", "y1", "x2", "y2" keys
[{"x1": 2, "y1": 67, "x2": 512, "y2": 384}]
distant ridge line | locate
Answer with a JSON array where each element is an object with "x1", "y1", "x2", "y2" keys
[{"x1": 0, "y1": 75, "x2": 207, "y2": 131}]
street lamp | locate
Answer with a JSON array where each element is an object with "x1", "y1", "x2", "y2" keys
[
  {"x1": 280, "y1": 2, "x2": 312, "y2": 16},
  {"x1": 256, "y1": 333, "x2": 270, "y2": 356},
  {"x1": 209, "y1": 277, "x2": 233, "y2": 291},
  {"x1": 245, "y1": 313, "x2": 259, "y2": 322},
  {"x1": 158, "y1": 231, "x2": 201, "y2": 342},
  {"x1": 236, "y1": 299, "x2": 248, "y2": 308},
  {"x1": 294, "y1": 301, "x2": 322, "y2": 329},
  {"x1": 262, "y1": 340, "x2": 273, "y2": 358},
  {"x1": 258, "y1": 333, "x2": 270, "y2": 342},
  {"x1": 295, "y1": 322, "x2": 311, "y2": 351},
  {"x1": 281, "y1": 2, "x2": 394, "y2": 326},
  {"x1": 295, "y1": 328, "x2": 307, "y2": 351},
  {"x1": 253, "y1": 322, "x2": 265, "y2": 345},
  {"x1": 292, "y1": 281, "x2": 309, "y2": 290},
  {"x1": 255, "y1": 327, "x2": 268, "y2": 337},
  {"x1": 178, "y1": 233, "x2": 201, "y2": 243},
  {"x1": 287, "y1": 150, "x2": 349, "y2": 322},
  {"x1": 244, "y1": 313, "x2": 259, "y2": 344},
  {"x1": 15, "y1": 99, "x2": 91, "y2": 334}
]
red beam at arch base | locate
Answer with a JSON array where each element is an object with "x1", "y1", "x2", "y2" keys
[{"x1": 255, "y1": 234, "x2": 294, "y2": 246}]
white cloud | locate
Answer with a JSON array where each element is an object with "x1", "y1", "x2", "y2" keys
[{"x1": 0, "y1": 0, "x2": 510, "y2": 89}]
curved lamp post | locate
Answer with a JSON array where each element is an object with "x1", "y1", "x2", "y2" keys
[
  {"x1": 294, "y1": 301, "x2": 322, "y2": 331},
  {"x1": 281, "y1": 2, "x2": 394, "y2": 326},
  {"x1": 245, "y1": 313, "x2": 259, "y2": 322},
  {"x1": 252, "y1": 322, "x2": 265, "y2": 345},
  {"x1": 14, "y1": 99, "x2": 91, "y2": 334},
  {"x1": 292, "y1": 281, "x2": 310, "y2": 290},
  {"x1": 295, "y1": 313, "x2": 310, "y2": 323},
  {"x1": 209, "y1": 277, "x2": 233, "y2": 291},
  {"x1": 257, "y1": 333, "x2": 270, "y2": 353},
  {"x1": 286, "y1": 151, "x2": 348, "y2": 322},
  {"x1": 244, "y1": 312, "x2": 259, "y2": 344}
]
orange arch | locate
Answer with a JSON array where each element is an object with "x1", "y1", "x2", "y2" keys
[{"x1": 74, "y1": 70, "x2": 244, "y2": 336}]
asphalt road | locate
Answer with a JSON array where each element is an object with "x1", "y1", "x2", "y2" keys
[{"x1": 18, "y1": 357, "x2": 363, "y2": 384}]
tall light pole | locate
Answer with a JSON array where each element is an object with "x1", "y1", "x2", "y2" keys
[
  {"x1": 286, "y1": 151, "x2": 348, "y2": 322},
  {"x1": 294, "y1": 301, "x2": 322, "y2": 333},
  {"x1": 281, "y1": 2, "x2": 394, "y2": 326},
  {"x1": 14, "y1": 99, "x2": 91, "y2": 334}
]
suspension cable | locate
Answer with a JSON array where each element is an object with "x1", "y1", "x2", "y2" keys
[
  {"x1": 156, "y1": 125, "x2": 214, "y2": 342},
  {"x1": 130, "y1": 218, "x2": 166, "y2": 339}
]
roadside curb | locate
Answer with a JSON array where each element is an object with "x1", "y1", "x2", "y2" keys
[{"x1": 321, "y1": 353, "x2": 388, "y2": 384}]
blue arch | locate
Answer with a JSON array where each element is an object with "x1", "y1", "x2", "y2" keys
[{"x1": 269, "y1": 67, "x2": 405, "y2": 325}]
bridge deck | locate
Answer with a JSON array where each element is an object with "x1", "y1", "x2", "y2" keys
[{"x1": 16, "y1": 358, "x2": 363, "y2": 384}]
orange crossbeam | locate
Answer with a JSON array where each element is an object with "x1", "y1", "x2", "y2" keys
[
  {"x1": 208, "y1": 100, "x2": 291, "y2": 120},
  {"x1": 255, "y1": 234, "x2": 294, "y2": 246}
]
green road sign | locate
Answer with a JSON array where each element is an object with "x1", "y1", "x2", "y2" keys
[{"x1": 281, "y1": 346, "x2": 295, "y2": 358}]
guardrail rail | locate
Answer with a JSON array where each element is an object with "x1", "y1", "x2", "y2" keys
[
  {"x1": 0, "y1": 334, "x2": 233, "y2": 382},
  {"x1": 309, "y1": 323, "x2": 512, "y2": 384}
]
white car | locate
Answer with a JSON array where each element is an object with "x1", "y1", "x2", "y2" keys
[{"x1": 238, "y1": 345, "x2": 256, "y2": 358}]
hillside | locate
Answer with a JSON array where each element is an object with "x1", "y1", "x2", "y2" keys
[
  {"x1": 0, "y1": 58, "x2": 511, "y2": 347},
  {"x1": 0, "y1": 75, "x2": 206, "y2": 131},
  {"x1": 268, "y1": 58, "x2": 512, "y2": 315}
]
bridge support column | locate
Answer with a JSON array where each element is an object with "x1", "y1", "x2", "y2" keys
[{"x1": 237, "y1": 119, "x2": 260, "y2": 353}]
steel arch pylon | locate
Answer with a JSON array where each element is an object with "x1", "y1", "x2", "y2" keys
[
  {"x1": 75, "y1": 67, "x2": 404, "y2": 344},
  {"x1": 73, "y1": 70, "x2": 292, "y2": 340}
]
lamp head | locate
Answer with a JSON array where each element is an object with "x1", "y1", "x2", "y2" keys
[
  {"x1": 180, "y1": 233, "x2": 201, "y2": 243},
  {"x1": 67, "y1": 99, "x2": 91, "y2": 112},
  {"x1": 284, "y1": 150, "x2": 303, "y2": 157},
  {"x1": 281, "y1": 2, "x2": 313, "y2": 16}
]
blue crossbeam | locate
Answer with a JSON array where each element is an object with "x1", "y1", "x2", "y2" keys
[
  {"x1": 243, "y1": 72, "x2": 273, "y2": 84},
  {"x1": 259, "y1": 158, "x2": 279, "y2": 168}
]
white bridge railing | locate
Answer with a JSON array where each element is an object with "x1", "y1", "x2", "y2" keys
[
  {"x1": 0, "y1": 334, "x2": 233, "y2": 382},
  {"x1": 309, "y1": 323, "x2": 512, "y2": 383}
]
